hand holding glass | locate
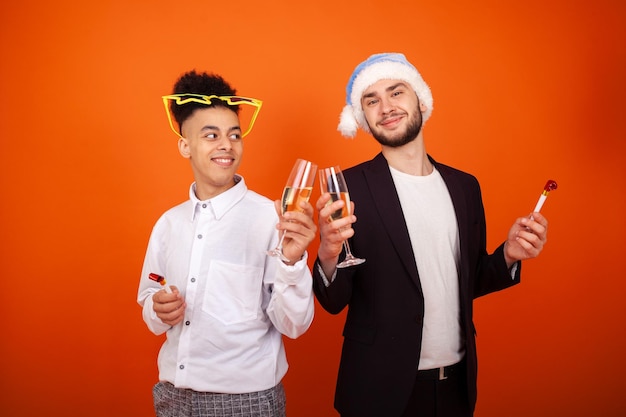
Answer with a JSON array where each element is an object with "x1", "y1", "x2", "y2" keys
[
  {"x1": 319, "y1": 166, "x2": 365, "y2": 268},
  {"x1": 267, "y1": 159, "x2": 317, "y2": 261}
]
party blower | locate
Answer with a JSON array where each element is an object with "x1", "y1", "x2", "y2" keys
[
  {"x1": 530, "y1": 180, "x2": 557, "y2": 223},
  {"x1": 149, "y1": 272, "x2": 172, "y2": 293},
  {"x1": 532, "y1": 179, "x2": 558, "y2": 218}
]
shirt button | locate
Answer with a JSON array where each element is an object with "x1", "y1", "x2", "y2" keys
[
  {"x1": 185, "y1": 321, "x2": 190, "y2": 326},
  {"x1": 190, "y1": 277, "x2": 196, "y2": 283},
  {"x1": 179, "y1": 365, "x2": 184, "y2": 370},
  {"x1": 202, "y1": 203, "x2": 207, "y2": 208},
  {"x1": 197, "y1": 234, "x2": 203, "y2": 239}
]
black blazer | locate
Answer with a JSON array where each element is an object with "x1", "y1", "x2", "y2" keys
[{"x1": 313, "y1": 153, "x2": 520, "y2": 417}]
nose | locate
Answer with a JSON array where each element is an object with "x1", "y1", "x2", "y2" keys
[
  {"x1": 217, "y1": 136, "x2": 233, "y2": 150},
  {"x1": 380, "y1": 97, "x2": 395, "y2": 114}
]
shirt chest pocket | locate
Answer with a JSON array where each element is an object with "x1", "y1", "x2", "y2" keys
[{"x1": 203, "y1": 261, "x2": 263, "y2": 325}]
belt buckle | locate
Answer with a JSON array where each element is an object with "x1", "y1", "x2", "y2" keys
[{"x1": 438, "y1": 366, "x2": 447, "y2": 381}]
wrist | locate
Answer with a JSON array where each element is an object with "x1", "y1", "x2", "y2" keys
[
  {"x1": 282, "y1": 252, "x2": 304, "y2": 266},
  {"x1": 503, "y1": 241, "x2": 517, "y2": 269}
]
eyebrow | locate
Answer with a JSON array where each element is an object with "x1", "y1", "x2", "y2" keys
[
  {"x1": 199, "y1": 125, "x2": 242, "y2": 134},
  {"x1": 362, "y1": 82, "x2": 408, "y2": 99}
]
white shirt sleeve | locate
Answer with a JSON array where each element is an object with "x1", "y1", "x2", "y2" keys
[
  {"x1": 139, "y1": 291, "x2": 171, "y2": 335},
  {"x1": 266, "y1": 251, "x2": 315, "y2": 339}
]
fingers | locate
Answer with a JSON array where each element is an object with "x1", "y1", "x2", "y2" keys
[
  {"x1": 278, "y1": 200, "x2": 318, "y2": 263},
  {"x1": 516, "y1": 228, "x2": 544, "y2": 251},
  {"x1": 529, "y1": 212, "x2": 548, "y2": 230},
  {"x1": 521, "y1": 214, "x2": 548, "y2": 241},
  {"x1": 505, "y1": 213, "x2": 549, "y2": 262},
  {"x1": 152, "y1": 287, "x2": 185, "y2": 325},
  {"x1": 281, "y1": 204, "x2": 317, "y2": 241},
  {"x1": 298, "y1": 199, "x2": 314, "y2": 217},
  {"x1": 313, "y1": 193, "x2": 354, "y2": 262},
  {"x1": 281, "y1": 212, "x2": 317, "y2": 240},
  {"x1": 315, "y1": 193, "x2": 331, "y2": 212},
  {"x1": 275, "y1": 198, "x2": 315, "y2": 226},
  {"x1": 283, "y1": 201, "x2": 314, "y2": 224},
  {"x1": 316, "y1": 193, "x2": 343, "y2": 224},
  {"x1": 316, "y1": 193, "x2": 355, "y2": 232}
]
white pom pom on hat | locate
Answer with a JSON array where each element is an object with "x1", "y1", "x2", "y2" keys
[{"x1": 338, "y1": 52, "x2": 433, "y2": 138}]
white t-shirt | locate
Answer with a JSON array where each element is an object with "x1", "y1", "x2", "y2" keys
[{"x1": 390, "y1": 166, "x2": 463, "y2": 370}]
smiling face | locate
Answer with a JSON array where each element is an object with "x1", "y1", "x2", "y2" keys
[
  {"x1": 178, "y1": 106, "x2": 243, "y2": 200},
  {"x1": 361, "y1": 79, "x2": 427, "y2": 148}
]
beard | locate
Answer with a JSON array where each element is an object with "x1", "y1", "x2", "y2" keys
[{"x1": 369, "y1": 108, "x2": 423, "y2": 148}]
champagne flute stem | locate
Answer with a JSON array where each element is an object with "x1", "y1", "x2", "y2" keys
[
  {"x1": 267, "y1": 229, "x2": 288, "y2": 261},
  {"x1": 276, "y1": 230, "x2": 286, "y2": 252},
  {"x1": 275, "y1": 230, "x2": 291, "y2": 262},
  {"x1": 343, "y1": 241, "x2": 354, "y2": 258},
  {"x1": 338, "y1": 236, "x2": 365, "y2": 267}
]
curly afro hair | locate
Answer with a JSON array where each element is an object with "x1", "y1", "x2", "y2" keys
[{"x1": 170, "y1": 70, "x2": 239, "y2": 134}]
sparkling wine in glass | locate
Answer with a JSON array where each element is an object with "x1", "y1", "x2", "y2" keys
[
  {"x1": 267, "y1": 159, "x2": 317, "y2": 261},
  {"x1": 319, "y1": 166, "x2": 365, "y2": 268}
]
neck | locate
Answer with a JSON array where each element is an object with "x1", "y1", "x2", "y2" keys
[
  {"x1": 381, "y1": 135, "x2": 433, "y2": 176},
  {"x1": 194, "y1": 178, "x2": 237, "y2": 201}
]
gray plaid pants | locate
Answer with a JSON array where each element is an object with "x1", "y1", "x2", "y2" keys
[{"x1": 153, "y1": 381, "x2": 286, "y2": 417}]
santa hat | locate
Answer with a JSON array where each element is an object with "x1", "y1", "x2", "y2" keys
[{"x1": 338, "y1": 53, "x2": 433, "y2": 138}]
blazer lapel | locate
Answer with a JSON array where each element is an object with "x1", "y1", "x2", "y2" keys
[{"x1": 362, "y1": 153, "x2": 421, "y2": 289}]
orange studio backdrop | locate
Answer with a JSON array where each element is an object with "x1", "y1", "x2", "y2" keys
[{"x1": 1, "y1": 0, "x2": 625, "y2": 416}]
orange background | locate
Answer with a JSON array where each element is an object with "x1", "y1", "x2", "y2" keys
[{"x1": 1, "y1": 1, "x2": 625, "y2": 416}]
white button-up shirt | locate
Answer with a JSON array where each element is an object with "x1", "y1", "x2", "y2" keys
[{"x1": 138, "y1": 176, "x2": 314, "y2": 393}]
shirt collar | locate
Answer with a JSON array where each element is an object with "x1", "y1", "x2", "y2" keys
[{"x1": 188, "y1": 175, "x2": 247, "y2": 221}]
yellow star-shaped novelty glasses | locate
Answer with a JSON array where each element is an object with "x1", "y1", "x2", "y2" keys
[{"x1": 162, "y1": 94, "x2": 263, "y2": 138}]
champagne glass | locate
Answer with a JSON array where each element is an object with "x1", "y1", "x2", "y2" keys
[
  {"x1": 319, "y1": 166, "x2": 365, "y2": 268},
  {"x1": 267, "y1": 158, "x2": 317, "y2": 261}
]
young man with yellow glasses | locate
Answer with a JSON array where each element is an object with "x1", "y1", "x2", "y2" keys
[{"x1": 138, "y1": 70, "x2": 316, "y2": 417}]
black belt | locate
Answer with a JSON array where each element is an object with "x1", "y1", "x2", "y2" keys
[{"x1": 416, "y1": 360, "x2": 464, "y2": 381}]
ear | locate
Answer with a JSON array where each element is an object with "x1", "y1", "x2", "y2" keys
[
  {"x1": 419, "y1": 101, "x2": 427, "y2": 113},
  {"x1": 178, "y1": 137, "x2": 191, "y2": 159}
]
